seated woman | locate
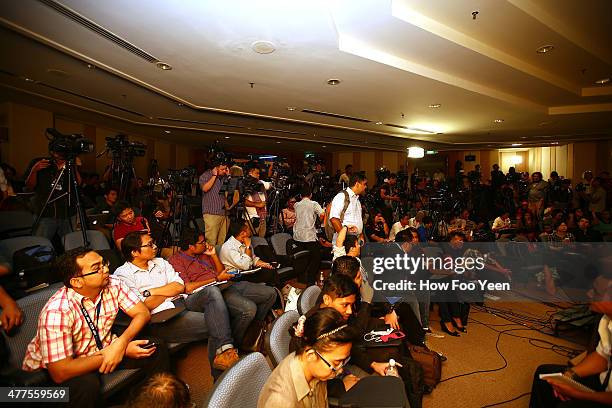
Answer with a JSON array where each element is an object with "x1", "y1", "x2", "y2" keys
[
  {"x1": 312, "y1": 274, "x2": 426, "y2": 407},
  {"x1": 258, "y1": 308, "x2": 357, "y2": 408}
]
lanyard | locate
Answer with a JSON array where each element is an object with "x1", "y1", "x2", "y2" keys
[
  {"x1": 179, "y1": 252, "x2": 213, "y2": 269},
  {"x1": 79, "y1": 296, "x2": 103, "y2": 350}
]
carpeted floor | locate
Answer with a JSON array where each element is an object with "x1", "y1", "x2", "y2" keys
[{"x1": 174, "y1": 298, "x2": 591, "y2": 408}]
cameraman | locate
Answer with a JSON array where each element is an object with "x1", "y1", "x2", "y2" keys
[
  {"x1": 377, "y1": 173, "x2": 400, "y2": 225},
  {"x1": 244, "y1": 166, "x2": 271, "y2": 238},
  {"x1": 25, "y1": 148, "x2": 82, "y2": 241},
  {"x1": 199, "y1": 162, "x2": 230, "y2": 245},
  {"x1": 293, "y1": 185, "x2": 325, "y2": 285}
]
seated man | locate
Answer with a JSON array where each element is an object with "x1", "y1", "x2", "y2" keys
[
  {"x1": 530, "y1": 259, "x2": 612, "y2": 407},
  {"x1": 112, "y1": 201, "x2": 150, "y2": 250},
  {"x1": 22, "y1": 248, "x2": 168, "y2": 408},
  {"x1": 167, "y1": 230, "x2": 276, "y2": 371},
  {"x1": 114, "y1": 232, "x2": 210, "y2": 361},
  {"x1": 389, "y1": 213, "x2": 410, "y2": 242},
  {"x1": 219, "y1": 221, "x2": 278, "y2": 286},
  {"x1": 492, "y1": 211, "x2": 512, "y2": 234}
]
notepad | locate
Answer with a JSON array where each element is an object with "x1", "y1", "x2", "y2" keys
[
  {"x1": 539, "y1": 373, "x2": 595, "y2": 393},
  {"x1": 190, "y1": 280, "x2": 229, "y2": 294}
]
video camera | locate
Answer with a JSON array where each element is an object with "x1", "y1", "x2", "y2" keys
[
  {"x1": 104, "y1": 134, "x2": 146, "y2": 157},
  {"x1": 46, "y1": 128, "x2": 93, "y2": 159},
  {"x1": 167, "y1": 167, "x2": 196, "y2": 194}
]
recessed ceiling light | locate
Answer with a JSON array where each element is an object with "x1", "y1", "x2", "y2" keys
[
  {"x1": 327, "y1": 79, "x2": 341, "y2": 86},
  {"x1": 595, "y1": 77, "x2": 610, "y2": 85},
  {"x1": 287, "y1": 107, "x2": 296, "y2": 111},
  {"x1": 321, "y1": 145, "x2": 327, "y2": 148},
  {"x1": 375, "y1": 121, "x2": 383, "y2": 125},
  {"x1": 177, "y1": 102, "x2": 184, "y2": 107},
  {"x1": 23, "y1": 77, "x2": 35, "y2": 83},
  {"x1": 148, "y1": 116, "x2": 154, "y2": 119},
  {"x1": 536, "y1": 45, "x2": 554, "y2": 54},
  {"x1": 493, "y1": 119, "x2": 504, "y2": 123},
  {"x1": 252, "y1": 40, "x2": 276, "y2": 54},
  {"x1": 276, "y1": 141, "x2": 281, "y2": 144},
  {"x1": 520, "y1": 136, "x2": 528, "y2": 139},
  {"x1": 550, "y1": 142, "x2": 559, "y2": 145},
  {"x1": 164, "y1": 130, "x2": 171, "y2": 134},
  {"x1": 86, "y1": 63, "x2": 95, "y2": 69},
  {"x1": 511, "y1": 143, "x2": 522, "y2": 146},
  {"x1": 224, "y1": 136, "x2": 230, "y2": 139},
  {"x1": 156, "y1": 62, "x2": 173, "y2": 70},
  {"x1": 428, "y1": 104, "x2": 441, "y2": 108}
]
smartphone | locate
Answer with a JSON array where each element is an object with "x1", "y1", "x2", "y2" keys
[{"x1": 142, "y1": 342, "x2": 156, "y2": 349}]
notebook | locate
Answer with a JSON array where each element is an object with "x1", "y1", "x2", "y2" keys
[{"x1": 539, "y1": 373, "x2": 595, "y2": 393}]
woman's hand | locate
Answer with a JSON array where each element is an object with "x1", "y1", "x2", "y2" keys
[{"x1": 384, "y1": 310, "x2": 400, "y2": 330}]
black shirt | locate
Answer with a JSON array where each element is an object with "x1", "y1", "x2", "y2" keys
[{"x1": 27, "y1": 157, "x2": 77, "y2": 218}]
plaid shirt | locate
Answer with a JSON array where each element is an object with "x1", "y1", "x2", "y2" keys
[{"x1": 22, "y1": 277, "x2": 140, "y2": 371}]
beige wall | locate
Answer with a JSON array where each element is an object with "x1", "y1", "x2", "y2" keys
[{"x1": 2, "y1": 102, "x2": 199, "y2": 179}]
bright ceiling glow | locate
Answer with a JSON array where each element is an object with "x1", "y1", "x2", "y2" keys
[{"x1": 407, "y1": 146, "x2": 424, "y2": 158}]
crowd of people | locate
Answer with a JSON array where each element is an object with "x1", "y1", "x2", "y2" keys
[{"x1": 1, "y1": 148, "x2": 611, "y2": 407}]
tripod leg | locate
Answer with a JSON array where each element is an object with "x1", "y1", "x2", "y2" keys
[{"x1": 67, "y1": 161, "x2": 90, "y2": 248}]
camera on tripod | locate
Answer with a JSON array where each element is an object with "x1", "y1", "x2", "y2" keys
[
  {"x1": 47, "y1": 128, "x2": 93, "y2": 159},
  {"x1": 167, "y1": 167, "x2": 196, "y2": 194},
  {"x1": 105, "y1": 134, "x2": 146, "y2": 157}
]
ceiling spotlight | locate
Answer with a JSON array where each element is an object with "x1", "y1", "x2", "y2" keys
[
  {"x1": 148, "y1": 116, "x2": 154, "y2": 119},
  {"x1": 375, "y1": 121, "x2": 383, "y2": 125},
  {"x1": 252, "y1": 40, "x2": 276, "y2": 54},
  {"x1": 287, "y1": 107, "x2": 296, "y2": 111},
  {"x1": 595, "y1": 78, "x2": 610, "y2": 85},
  {"x1": 86, "y1": 63, "x2": 95, "y2": 69},
  {"x1": 321, "y1": 145, "x2": 327, "y2": 148},
  {"x1": 224, "y1": 136, "x2": 230, "y2": 139},
  {"x1": 493, "y1": 119, "x2": 504, "y2": 123},
  {"x1": 511, "y1": 143, "x2": 522, "y2": 146},
  {"x1": 177, "y1": 102, "x2": 184, "y2": 107},
  {"x1": 156, "y1": 62, "x2": 173, "y2": 70},
  {"x1": 164, "y1": 130, "x2": 171, "y2": 134},
  {"x1": 550, "y1": 142, "x2": 559, "y2": 145},
  {"x1": 536, "y1": 45, "x2": 554, "y2": 54},
  {"x1": 327, "y1": 79, "x2": 341, "y2": 86},
  {"x1": 428, "y1": 104, "x2": 441, "y2": 108},
  {"x1": 23, "y1": 77, "x2": 35, "y2": 83},
  {"x1": 276, "y1": 141, "x2": 281, "y2": 144}
]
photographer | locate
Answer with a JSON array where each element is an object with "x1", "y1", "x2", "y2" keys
[
  {"x1": 293, "y1": 185, "x2": 325, "y2": 285},
  {"x1": 365, "y1": 211, "x2": 390, "y2": 243},
  {"x1": 199, "y1": 162, "x2": 230, "y2": 245},
  {"x1": 25, "y1": 147, "x2": 83, "y2": 241},
  {"x1": 244, "y1": 166, "x2": 271, "y2": 237},
  {"x1": 377, "y1": 173, "x2": 401, "y2": 225}
]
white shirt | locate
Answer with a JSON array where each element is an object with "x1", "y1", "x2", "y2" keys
[
  {"x1": 329, "y1": 188, "x2": 363, "y2": 237},
  {"x1": 293, "y1": 197, "x2": 324, "y2": 242},
  {"x1": 389, "y1": 221, "x2": 410, "y2": 241},
  {"x1": 596, "y1": 315, "x2": 612, "y2": 391},
  {"x1": 408, "y1": 218, "x2": 421, "y2": 229},
  {"x1": 492, "y1": 217, "x2": 511, "y2": 230},
  {"x1": 114, "y1": 258, "x2": 184, "y2": 314},
  {"x1": 245, "y1": 181, "x2": 271, "y2": 219},
  {"x1": 220, "y1": 236, "x2": 260, "y2": 271}
]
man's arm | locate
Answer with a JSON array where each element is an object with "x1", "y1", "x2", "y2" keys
[
  {"x1": 0, "y1": 285, "x2": 22, "y2": 331},
  {"x1": 571, "y1": 350, "x2": 608, "y2": 378},
  {"x1": 47, "y1": 355, "x2": 104, "y2": 384},
  {"x1": 148, "y1": 282, "x2": 184, "y2": 298}
]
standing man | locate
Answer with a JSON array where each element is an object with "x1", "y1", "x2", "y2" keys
[
  {"x1": 329, "y1": 173, "x2": 368, "y2": 244},
  {"x1": 244, "y1": 166, "x2": 271, "y2": 238},
  {"x1": 339, "y1": 164, "x2": 353, "y2": 187},
  {"x1": 293, "y1": 185, "x2": 325, "y2": 285},
  {"x1": 199, "y1": 161, "x2": 230, "y2": 245}
]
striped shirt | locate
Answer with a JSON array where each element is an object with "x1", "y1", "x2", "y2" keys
[
  {"x1": 23, "y1": 277, "x2": 140, "y2": 371},
  {"x1": 199, "y1": 170, "x2": 227, "y2": 216}
]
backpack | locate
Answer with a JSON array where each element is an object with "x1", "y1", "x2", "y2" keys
[
  {"x1": 324, "y1": 190, "x2": 350, "y2": 241},
  {"x1": 407, "y1": 344, "x2": 442, "y2": 389},
  {"x1": 12, "y1": 244, "x2": 57, "y2": 291}
]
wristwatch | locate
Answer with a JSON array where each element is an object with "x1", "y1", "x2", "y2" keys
[{"x1": 142, "y1": 289, "x2": 151, "y2": 298}]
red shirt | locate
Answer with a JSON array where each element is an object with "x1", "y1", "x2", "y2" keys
[
  {"x1": 23, "y1": 277, "x2": 140, "y2": 371},
  {"x1": 167, "y1": 252, "x2": 217, "y2": 283},
  {"x1": 113, "y1": 216, "x2": 147, "y2": 241}
]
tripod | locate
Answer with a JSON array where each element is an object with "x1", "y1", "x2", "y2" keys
[
  {"x1": 32, "y1": 157, "x2": 89, "y2": 247},
  {"x1": 266, "y1": 188, "x2": 285, "y2": 235}
]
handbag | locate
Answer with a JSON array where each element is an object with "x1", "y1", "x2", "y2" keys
[
  {"x1": 240, "y1": 319, "x2": 268, "y2": 353},
  {"x1": 407, "y1": 344, "x2": 442, "y2": 389}
]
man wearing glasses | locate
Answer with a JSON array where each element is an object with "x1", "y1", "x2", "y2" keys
[
  {"x1": 23, "y1": 248, "x2": 169, "y2": 408},
  {"x1": 114, "y1": 232, "x2": 211, "y2": 364}
]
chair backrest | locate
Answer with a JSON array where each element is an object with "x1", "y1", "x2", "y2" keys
[
  {"x1": 251, "y1": 236, "x2": 268, "y2": 249},
  {"x1": 265, "y1": 310, "x2": 299, "y2": 367},
  {"x1": 0, "y1": 211, "x2": 34, "y2": 238},
  {"x1": 62, "y1": 230, "x2": 111, "y2": 251},
  {"x1": 204, "y1": 352, "x2": 272, "y2": 408},
  {"x1": 270, "y1": 233, "x2": 292, "y2": 256},
  {"x1": 1, "y1": 282, "x2": 63, "y2": 367},
  {"x1": 297, "y1": 286, "x2": 321, "y2": 315},
  {"x1": 0, "y1": 236, "x2": 54, "y2": 269}
]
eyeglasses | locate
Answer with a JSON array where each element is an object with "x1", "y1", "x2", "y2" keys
[
  {"x1": 80, "y1": 260, "x2": 110, "y2": 278},
  {"x1": 313, "y1": 349, "x2": 351, "y2": 374},
  {"x1": 140, "y1": 241, "x2": 157, "y2": 249}
]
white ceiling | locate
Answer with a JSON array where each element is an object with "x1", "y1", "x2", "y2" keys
[{"x1": 0, "y1": 0, "x2": 611, "y2": 152}]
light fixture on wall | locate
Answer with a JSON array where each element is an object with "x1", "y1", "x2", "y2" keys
[
  {"x1": 407, "y1": 146, "x2": 424, "y2": 158},
  {"x1": 511, "y1": 155, "x2": 523, "y2": 165}
]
